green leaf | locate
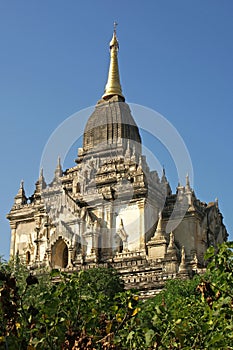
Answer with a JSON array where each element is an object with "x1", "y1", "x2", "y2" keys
[
  {"x1": 204, "y1": 246, "x2": 215, "y2": 261},
  {"x1": 50, "y1": 269, "x2": 61, "y2": 277},
  {"x1": 127, "y1": 331, "x2": 135, "y2": 341},
  {"x1": 145, "y1": 329, "x2": 155, "y2": 346},
  {"x1": 207, "y1": 333, "x2": 224, "y2": 346}
]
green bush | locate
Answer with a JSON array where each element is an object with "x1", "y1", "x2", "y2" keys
[{"x1": 0, "y1": 242, "x2": 233, "y2": 349}]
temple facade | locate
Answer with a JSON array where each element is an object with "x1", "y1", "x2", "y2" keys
[{"x1": 7, "y1": 29, "x2": 228, "y2": 296}]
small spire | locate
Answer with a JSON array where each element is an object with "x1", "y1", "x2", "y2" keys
[
  {"x1": 40, "y1": 168, "x2": 44, "y2": 178},
  {"x1": 119, "y1": 218, "x2": 124, "y2": 228},
  {"x1": 29, "y1": 169, "x2": 46, "y2": 203},
  {"x1": 157, "y1": 211, "x2": 163, "y2": 232},
  {"x1": 176, "y1": 181, "x2": 185, "y2": 194},
  {"x1": 167, "y1": 231, "x2": 176, "y2": 252},
  {"x1": 178, "y1": 246, "x2": 188, "y2": 275},
  {"x1": 151, "y1": 211, "x2": 166, "y2": 242},
  {"x1": 15, "y1": 180, "x2": 27, "y2": 205},
  {"x1": 37, "y1": 168, "x2": 46, "y2": 190},
  {"x1": 165, "y1": 231, "x2": 178, "y2": 266},
  {"x1": 54, "y1": 156, "x2": 62, "y2": 178},
  {"x1": 137, "y1": 155, "x2": 143, "y2": 171},
  {"x1": 185, "y1": 173, "x2": 191, "y2": 191},
  {"x1": 161, "y1": 167, "x2": 172, "y2": 195},
  {"x1": 161, "y1": 166, "x2": 167, "y2": 183},
  {"x1": 102, "y1": 23, "x2": 125, "y2": 101},
  {"x1": 181, "y1": 246, "x2": 186, "y2": 265},
  {"x1": 131, "y1": 143, "x2": 136, "y2": 162},
  {"x1": 191, "y1": 252, "x2": 198, "y2": 270},
  {"x1": 125, "y1": 139, "x2": 131, "y2": 158},
  {"x1": 39, "y1": 168, "x2": 46, "y2": 186}
]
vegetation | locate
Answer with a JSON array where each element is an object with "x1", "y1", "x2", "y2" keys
[{"x1": 0, "y1": 242, "x2": 233, "y2": 349}]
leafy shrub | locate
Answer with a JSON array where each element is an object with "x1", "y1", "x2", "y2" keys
[{"x1": 0, "y1": 242, "x2": 233, "y2": 349}]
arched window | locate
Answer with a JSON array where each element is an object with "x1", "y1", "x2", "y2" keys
[
  {"x1": 76, "y1": 182, "x2": 81, "y2": 193},
  {"x1": 26, "y1": 251, "x2": 31, "y2": 265},
  {"x1": 115, "y1": 235, "x2": 123, "y2": 253}
]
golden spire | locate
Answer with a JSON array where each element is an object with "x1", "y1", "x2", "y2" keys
[{"x1": 102, "y1": 22, "x2": 125, "y2": 101}]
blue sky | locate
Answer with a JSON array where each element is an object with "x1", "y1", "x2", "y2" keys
[{"x1": 0, "y1": 0, "x2": 233, "y2": 259}]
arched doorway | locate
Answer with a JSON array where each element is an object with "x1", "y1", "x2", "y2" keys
[
  {"x1": 51, "y1": 238, "x2": 68, "y2": 268},
  {"x1": 115, "y1": 235, "x2": 123, "y2": 253}
]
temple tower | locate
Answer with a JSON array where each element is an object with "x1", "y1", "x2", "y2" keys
[{"x1": 7, "y1": 26, "x2": 228, "y2": 296}]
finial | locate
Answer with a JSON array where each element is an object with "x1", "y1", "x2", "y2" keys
[
  {"x1": 169, "y1": 231, "x2": 174, "y2": 244},
  {"x1": 157, "y1": 211, "x2": 163, "y2": 232},
  {"x1": 185, "y1": 173, "x2": 191, "y2": 190},
  {"x1": 54, "y1": 156, "x2": 62, "y2": 179},
  {"x1": 181, "y1": 246, "x2": 185, "y2": 264},
  {"x1": 14, "y1": 179, "x2": 27, "y2": 205},
  {"x1": 193, "y1": 252, "x2": 198, "y2": 262},
  {"x1": 158, "y1": 210, "x2": 162, "y2": 220},
  {"x1": 39, "y1": 168, "x2": 45, "y2": 183},
  {"x1": 102, "y1": 24, "x2": 125, "y2": 101},
  {"x1": 138, "y1": 155, "x2": 142, "y2": 169},
  {"x1": 40, "y1": 168, "x2": 43, "y2": 178},
  {"x1": 20, "y1": 179, "x2": 24, "y2": 189},
  {"x1": 111, "y1": 21, "x2": 118, "y2": 45},
  {"x1": 178, "y1": 246, "x2": 188, "y2": 274},
  {"x1": 125, "y1": 139, "x2": 131, "y2": 158},
  {"x1": 161, "y1": 166, "x2": 167, "y2": 183},
  {"x1": 114, "y1": 21, "x2": 118, "y2": 33},
  {"x1": 120, "y1": 218, "x2": 124, "y2": 228},
  {"x1": 38, "y1": 168, "x2": 46, "y2": 189},
  {"x1": 150, "y1": 210, "x2": 166, "y2": 242},
  {"x1": 167, "y1": 231, "x2": 175, "y2": 250}
]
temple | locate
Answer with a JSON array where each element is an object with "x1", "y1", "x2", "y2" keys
[{"x1": 7, "y1": 28, "x2": 228, "y2": 297}]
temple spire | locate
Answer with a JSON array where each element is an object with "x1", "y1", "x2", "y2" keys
[
  {"x1": 102, "y1": 23, "x2": 125, "y2": 101},
  {"x1": 14, "y1": 180, "x2": 27, "y2": 205},
  {"x1": 50, "y1": 157, "x2": 62, "y2": 186},
  {"x1": 54, "y1": 156, "x2": 62, "y2": 179},
  {"x1": 185, "y1": 173, "x2": 191, "y2": 191},
  {"x1": 36, "y1": 168, "x2": 46, "y2": 191}
]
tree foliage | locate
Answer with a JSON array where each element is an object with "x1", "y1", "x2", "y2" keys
[{"x1": 0, "y1": 242, "x2": 233, "y2": 349}]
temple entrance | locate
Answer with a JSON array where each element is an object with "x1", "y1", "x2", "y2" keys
[{"x1": 51, "y1": 238, "x2": 68, "y2": 268}]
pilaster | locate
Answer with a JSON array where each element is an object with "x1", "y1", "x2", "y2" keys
[{"x1": 10, "y1": 222, "x2": 17, "y2": 257}]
